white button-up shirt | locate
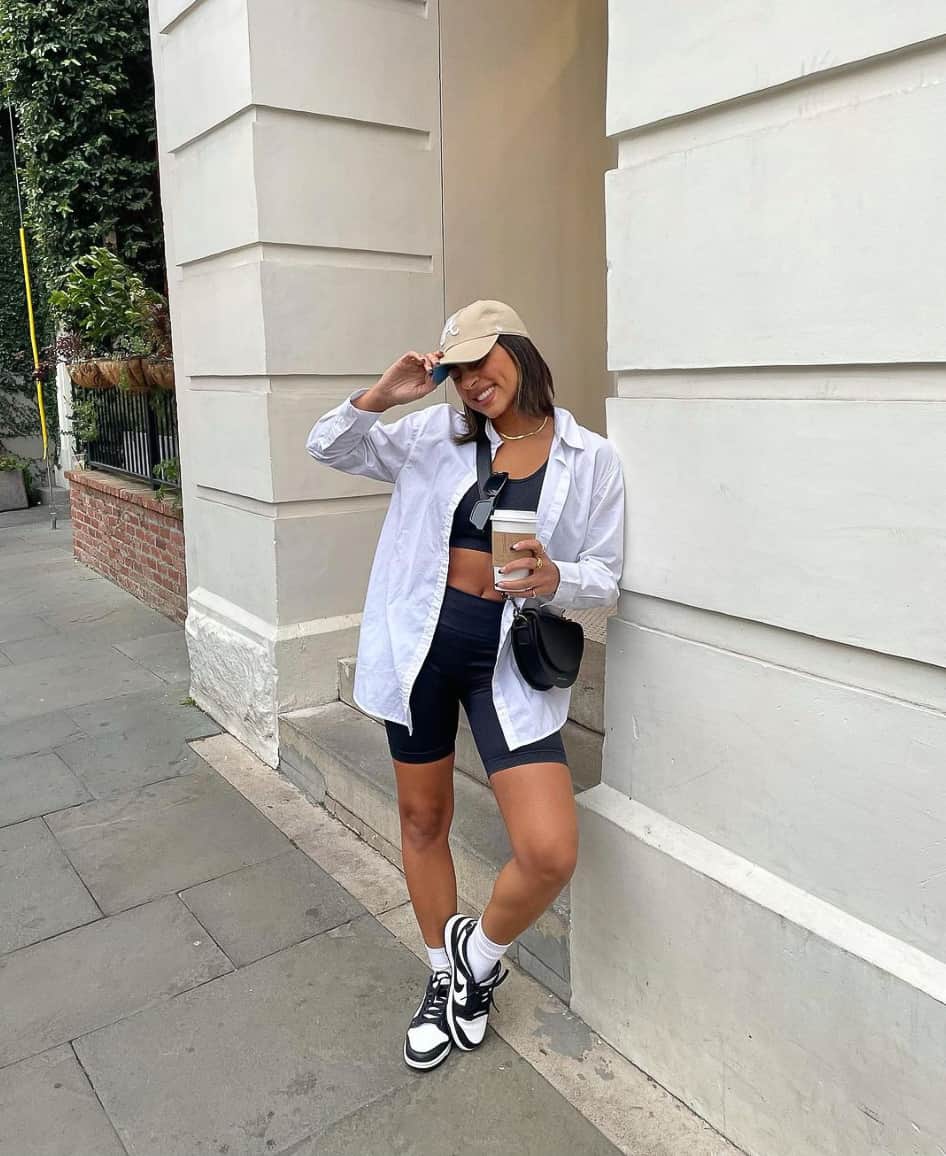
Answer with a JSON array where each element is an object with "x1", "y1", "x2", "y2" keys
[{"x1": 306, "y1": 393, "x2": 624, "y2": 749}]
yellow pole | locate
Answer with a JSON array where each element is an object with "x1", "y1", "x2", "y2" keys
[
  {"x1": 7, "y1": 104, "x2": 56, "y2": 527},
  {"x1": 18, "y1": 225, "x2": 49, "y2": 457}
]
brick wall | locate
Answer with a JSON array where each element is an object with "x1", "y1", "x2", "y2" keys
[{"x1": 66, "y1": 470, "x2": 187, "y2": 624}]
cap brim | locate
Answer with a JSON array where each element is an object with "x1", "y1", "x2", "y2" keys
[{"x1": 438, "y1": 334, "x2": 499, "y2": 368}]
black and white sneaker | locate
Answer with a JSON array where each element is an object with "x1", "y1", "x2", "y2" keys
[
  {"x1": 444, "y1": 914, "x2": 508, "y2": 1051},
  {"x1": 404, "y1": 969, "x2": 453, "y2": 1071}
]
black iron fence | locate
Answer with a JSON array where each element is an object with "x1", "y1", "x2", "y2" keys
[{"x1": 75, "y1": 386, "x2": 180, "y2": 490}]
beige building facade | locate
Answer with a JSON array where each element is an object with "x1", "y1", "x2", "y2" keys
[
  {"x1": 149, "y1": 2, "x2": 946, "y2": 1152},
  {"x1": 149, "y1": 0, "x2": 611, "y2": 766}
]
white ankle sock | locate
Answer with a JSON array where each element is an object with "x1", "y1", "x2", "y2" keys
[
  {"x1": 467, "y1": 919, "x2": 511, "y2": 983},
  {"x1": 426, "y1": 944, "x2": 450, "y2": 973}
]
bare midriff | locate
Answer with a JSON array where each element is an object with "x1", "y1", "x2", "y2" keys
[
  {"x1": 445, "y1": 422, "x2": 553, "y2": 602},
  {"x1": 447, "y1": 547, "x2": 505, "y2": 602}
]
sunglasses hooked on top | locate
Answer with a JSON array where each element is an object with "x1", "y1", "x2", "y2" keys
[{"x1": 469, "y1": 471, "x2": 508, "y2": 532}]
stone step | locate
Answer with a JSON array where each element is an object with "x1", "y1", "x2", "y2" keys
[
  {"x1": 338, "y1": 657, "x2": 603, "y2": 793},
  {"x1": 279, "y1": 701, "x2": 571, "y2": 1000},
  {"x1": 568, "y1": 635, "x2": 605, "y2": 734}
]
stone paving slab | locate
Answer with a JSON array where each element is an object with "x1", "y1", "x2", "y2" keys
[
  {"x1": 0, "y1": 1045, "x2": 126, "y2": 1156},
  {"x1": 195, "y1": 734, "x2": 411, "y2": 916},
  {"x1": 0, "y1": 559, "x2": 84, "y2": 593},
  {"x1": 0, "y1": 894, "x2": 232, "y2": 1067},
  {"x1": 0, "y1": 651, "x2": 163, "y2": 725},
  {"x1": 55, "y1": 727, "x2": 206, "y2": 799},
  {"x1": 29, "y1": 591, "x2": 150, "y2": 625},
  {"x1": 180, "y1": 849, "x2": 366, "y2": 966},
  {"x1": 0, "y1": 710, "x2": 86, "y2": 761},
  {"x1": 75, "y1": 917, "x2": 425, "y2": 1156},
  {"x1": 298, "y1": 1051, "x2": 622, "y2": 1156},
  {"x1": 0, "y1": 817, "x2": 100, "y2": 954},
  {"x1": 46, "y1": 767, "x2": 293, "y2": 913},
  {"x1": 0, "y1": 584, "x2": 100, "y2": 618},
  {"x1": 0, "y1": 545, "x2": 70, "y2": 567},
  {"x1": 0, "y1": 751, "x2": 90, "y2": 827},
  {"x1": 68, "y1": 681, "x2": 221, "y2": 742},
  {"x1": 113, "y1": 630, "x2": 190, "y2": 684},
  {"x1": 0, "y1": 508, "x2": 69, "y2": 531},
  {"x1": 1, "y1": 610, "x2": 181, "y2": 667},
  {"x1": 0, "y1": 652, "x2": 8, "y2": 667},
  {"x1": 0, "y1": 611, "x2": 54, "y2": 646},
  {"x1": 0, "y1": 569, "x2": 125, "y2": 609}
]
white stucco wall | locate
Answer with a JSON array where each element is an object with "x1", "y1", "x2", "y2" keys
[
  {"x1": 575, "y1": 7, "x2": 946, "y2": 1154},
  {"x1": 148, "y1": 0, "x2": 611, "y2": 764},
  {"x1": 149, "y1": 0, "x2": 446, "y2": 764},
  {"x1": 440, "y1": 0, "x2": 613, "y2": 434}
]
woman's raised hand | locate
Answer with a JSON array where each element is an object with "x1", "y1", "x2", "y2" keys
[{"x1": 356, "y1": 351, "x2": 443, "y2": 413}]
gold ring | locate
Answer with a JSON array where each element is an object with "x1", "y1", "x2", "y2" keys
[{"x1": 535, "y1": 556, "x2": 544, "y2": 570}]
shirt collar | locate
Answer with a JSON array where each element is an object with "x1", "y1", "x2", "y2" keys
[{"x1": 486, "y1": 407, "x2": 585, "y2": 452}]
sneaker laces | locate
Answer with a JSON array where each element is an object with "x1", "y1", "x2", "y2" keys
[
  {"x1": 416, "y1": 970, "x2": 451, "y2": 1026},
  {"x1": 467, "y1": 965, "x2": 508, "y2": 1019}
]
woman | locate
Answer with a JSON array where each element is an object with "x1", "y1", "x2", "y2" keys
[{"x1": 306, "y1": 300, "x2": 624, "y2": 1071}]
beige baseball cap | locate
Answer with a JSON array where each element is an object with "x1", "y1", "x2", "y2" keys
[{"x1": 433, "y1": 300, "x2": 530, "y2": 381}]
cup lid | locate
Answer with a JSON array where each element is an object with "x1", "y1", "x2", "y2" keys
[{"x1": 491, "y1": 509, "x2": 537, "y2": 521}]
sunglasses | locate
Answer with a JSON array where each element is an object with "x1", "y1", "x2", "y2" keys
[{"x1": 469, "y1": 471, "x2": 509, "y2": 531}]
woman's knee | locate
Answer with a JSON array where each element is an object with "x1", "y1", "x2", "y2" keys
[
  {"x1": 399, "y1": 798, "x2": 452, "y2": 850},
  {"x1": 516, "y1": 837, "x2": 578, "y2": 888}
]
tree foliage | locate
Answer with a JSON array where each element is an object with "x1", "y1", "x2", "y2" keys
[{"x1": 0, "y1": 0, "x2": 164, "y2": 293}]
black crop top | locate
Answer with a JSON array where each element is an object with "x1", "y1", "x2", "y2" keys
[{"x1": 449, "y1": 461, "x2": 548, "y2": 553}]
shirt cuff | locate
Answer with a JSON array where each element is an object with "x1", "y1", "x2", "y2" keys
[
  {"x1": 544, "y1": 561, "x2": 581, "y2": 609},
  {"x1": 341, "y1": 389, "x2": 385, "y2": 430}
]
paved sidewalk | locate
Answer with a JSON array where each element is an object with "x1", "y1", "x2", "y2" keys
[{"x1": 0, "y1": 506, "x2": 736, "y2": 1156}]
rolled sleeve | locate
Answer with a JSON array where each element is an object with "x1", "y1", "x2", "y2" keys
[
  {"x1": 305, "y1": 391, "x2": 420, "y2": 484},
  {"x1": 545, "y1": 456, "x2": 625, "y2": 610}
]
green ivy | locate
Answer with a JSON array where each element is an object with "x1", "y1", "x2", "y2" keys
[
  {"x1": 0, "y1": 0, "x2": 165, "y2": 293},
  {"x1": 0, "y1": 114, "x2": 50, "y2": 441}
]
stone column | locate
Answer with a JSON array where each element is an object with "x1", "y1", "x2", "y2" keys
[
  {"x1": 148, "y1": 0, "x2": 445, "y2": 764},
  {"x1": 54, "y1": 362, "x2": 74, "y2": 486},
  {"x1": 573, "y1": 4, "x2": 946, "y2": 1153}
]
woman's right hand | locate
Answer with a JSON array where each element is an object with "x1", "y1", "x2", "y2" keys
[{"x1": 356, "y1": 351, "x2": 443, "y2": 412}]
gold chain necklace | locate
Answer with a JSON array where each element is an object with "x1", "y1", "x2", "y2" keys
[{"x1": 495, "y1": 415, "x2": 550, "y2": 442}]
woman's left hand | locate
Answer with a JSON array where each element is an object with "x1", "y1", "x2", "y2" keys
[{"x1": 496, "y1": 538, "x2": 560, "y2": 598}]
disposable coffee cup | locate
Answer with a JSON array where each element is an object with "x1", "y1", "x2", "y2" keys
[{"x1": 491, "y1": 509, "x2": 537, "y2": 588}]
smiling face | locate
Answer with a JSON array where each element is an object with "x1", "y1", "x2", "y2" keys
[{"x1": 448, "y1": 342, "x2": 520, "y2": 420}]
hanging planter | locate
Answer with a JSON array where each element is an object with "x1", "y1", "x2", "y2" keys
[
  {"x1": 107, "y1": 357, "x2": 148, "y2": 391},
  {"x1": 68, "y1": 359, "x2": 109, "y2": 389},
  {"x1": 142, "y1": 358, "x2": 175, "y2": 390},
  {"x1": 51, "y1": 248, "x2": 172, "y2": 390}
]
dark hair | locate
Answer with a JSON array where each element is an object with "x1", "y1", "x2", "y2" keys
[{"x1": 453, "y1": 335, "x2": 555, "y2": 444}]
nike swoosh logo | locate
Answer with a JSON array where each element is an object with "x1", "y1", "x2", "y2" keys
[{"x1": 454, "y1": 968, "x2": 469, "y2": 1006}]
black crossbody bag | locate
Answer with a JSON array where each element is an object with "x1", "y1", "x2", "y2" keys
[{"x1": 475, "y1": 431, "x2": 584, "y2": 691}]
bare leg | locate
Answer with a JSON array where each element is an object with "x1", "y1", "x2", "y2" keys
[
  {"x1": 482, "y1": 761, "x2": 577, "y2": 945},
  {"x1": 393, "y1": 755, "x2": 458, "y2": 948}
]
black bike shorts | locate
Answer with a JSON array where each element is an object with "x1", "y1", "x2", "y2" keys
[{"x1": 384, "y1": 585, "x2": 568, "y2": 778}]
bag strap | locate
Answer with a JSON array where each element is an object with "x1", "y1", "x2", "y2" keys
[{"x1": 475, "y1": 427, "x2": 492, "y2": 499}]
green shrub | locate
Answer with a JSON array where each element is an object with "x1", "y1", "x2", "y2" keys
[
  {"x1": 0, "y1": 448, "x2": 37, "y2": 503},
  {"x1": 51, "y1": 246, "x2": 166, "y2": 357},
  {"x1": 69, "y1": 394, "x2": 98, "y2": 446}
]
